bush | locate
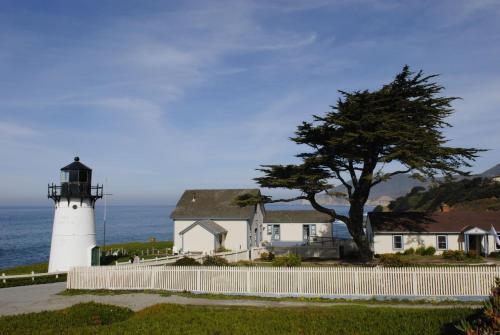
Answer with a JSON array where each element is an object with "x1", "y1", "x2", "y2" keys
[
  {"x1": 378, "y1": 254, "x2": 410, "y2": 267},
  {"x1": 272, "y1": 253, "x2": 301, "y2": 267},
  {"x1": 216, "y1": 246, "x2": 230, "y2": 253},
  {"x1": 456, "y1": 277, "x2": 500, "y2": 334},
  {"x1": 202, "y1": 256, "x2": 229, "y2": 266},
  {"x1": 423, "y1": 246, "x2": 436, "y2": 256},
  {"x1": 442, "y1": 250, "x2": 467, "y2": 261},
  {"x1": 259, "y1": 252, "x2": 275, "y2": 261},
  {"x1": 489, "y1": 251, "x2": 500, "y2": 258},
  {"x1": 174, "y1": 257, "x2": 200, "y2": 266},
  {"x1": 403, "y1": 248, "x2": 415, "y2": 255},
  {"x1": 415, "y1": 246, "x2": 426, "y2": 256},
  {"x1": 234, "y1": 260, "x2": 256, "y2": 267}
]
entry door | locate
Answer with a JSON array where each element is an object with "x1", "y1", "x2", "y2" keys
[
  {"x1": 468, "y1": 235, "x2": 480, "y2": 254},
  {"x1": 303, "y1": 225, "x2": 310, "y2": 241},
  {"x1": 91, "y1": 246, "x2": 101, "y2": 266}
]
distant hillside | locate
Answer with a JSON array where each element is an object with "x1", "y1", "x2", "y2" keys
[
  {"x1": 480, "y1": 164, "x2": 500, "y2": 178},
  {"x1": 308, "y1": 163, "x2": 499, "y2": 206},
  {"x1": 386, "y1": 177, "x2": 500, "y2": 212}
]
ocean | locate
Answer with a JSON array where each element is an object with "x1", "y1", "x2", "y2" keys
[{"x1": 0, "y1": 204, "x2": 362, "y2": 269}]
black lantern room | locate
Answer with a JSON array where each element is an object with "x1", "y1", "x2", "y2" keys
[{"x1": 48, "y1": 157, "x2": 103, "y2": 204}]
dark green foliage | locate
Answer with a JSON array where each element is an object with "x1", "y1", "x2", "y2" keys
[
  {"x1": 173, "y1": 257, "x2": 201, "y2": 266},
  {"x1": 489, "y1": 252, "x2": 500, "y2": 259},
  {"x1": 389, "y1": 177, "x2": 500, "y2": 212},
  {"x1": 403, "y1": 248, "x2": 415, "y2": 255},
  {"x1": 378, "y1": 254, "x2": 411, "y2": 267},
  {"x1": 0, "y1": 303, "x2": 473, "y2": 335},
  {"x1": 259, "y1": 252, "x2": 275, "y2": 261},
  {"x1": 442, "y1": 250, "x2": 467, "y2": 261},
  {"x1": 456, "y1": 278, "x2": 500, "y2": 334},
  {"x1": 272, "y1": 253, "x2": 302, "y2": 267},
  {"x1": 424, "y1": 246, "x2": 436, "y2": 256},
  {"x1": 236, "y1": 66, "x2": 482, "y2": 260},
  {"x1": 415, "y1": 246, "x2": 427, "y2": 256},
  {"x1": 0, "y1": 302, "x2": 132, "y2": 335},
  {"x1": 202, "y1": 256, "x2": 229, "y2": 266}
]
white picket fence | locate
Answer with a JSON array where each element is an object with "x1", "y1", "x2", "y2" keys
[{"x1": 67, "y1": 265, "x2": 500, "y2": 297}]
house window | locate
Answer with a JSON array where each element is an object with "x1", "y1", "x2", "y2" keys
[
  {"x1": 272, "y1": 225, "x2": 280, "y2": 241},
  {"x1": 437, "y1": 235, "x2": 448, "y2": 250},
  {"x1": 311, "y1": 224, "x2": 317, "y2": 236},
  {"x1": 496, "y1": 234, "x2": 500, "y2": 250},
  {"x1": 267, "y1": 225, "x2": 272, "y2": 235},
  {"x1": 393, "y1": 235, "x2": 403, "y2": 250}
]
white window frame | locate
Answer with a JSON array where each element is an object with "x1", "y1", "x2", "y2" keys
[
  {"x1": 495, "y1": 233, "x2": 500, "y2": 250},
  {"x1": 272, "y1": 225, "x2": 280, "y2": 241},
  {"x1": 392, "y1": 235, "x2": 403, "y2": 250},
  {"x1": 267, "y1": 225, "x2": 272, "y2": 235},
  {"x1": 436, "y1": 235, "x2": 448, "y2": 250}
]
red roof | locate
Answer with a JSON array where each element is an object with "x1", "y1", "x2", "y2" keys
[{"x1": 368, "y1": 211, "x2": 500, "y2": 233}]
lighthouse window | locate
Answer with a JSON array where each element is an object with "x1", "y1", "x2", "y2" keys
[{"x1": 60, "y1": 171, "x2": 69, "y2": 183}]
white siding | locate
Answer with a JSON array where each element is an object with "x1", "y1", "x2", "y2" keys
[
  {"x1": 182, "y1": 225, "x2": 215, "y2": 253},
  {"x1": 262, "y1": 222, "x2": 331, "y2": 245},
  {"x1": 373, "y1": 233, "x2": 462, "y2": 254},
  {"x1": 174, "y1": 219, "x2": 249, "y2": 252}
]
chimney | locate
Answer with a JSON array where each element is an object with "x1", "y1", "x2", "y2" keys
[{"x1": 440, "y1": 203, "x2": 451, "y2": 213}]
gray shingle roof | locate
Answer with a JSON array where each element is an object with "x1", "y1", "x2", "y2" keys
[
  {"x1": 179, "y1": 219, "x2": 227, "y2": 235},
  {"x1": 368, "y1": 211, "x2": 500, "y2": 233},
  {"x1": 264, "y1": 210, "x2": 332, "y2": 223},
  {"x1": 170, "y1": 189, "x2": 260, "y2": 220}
]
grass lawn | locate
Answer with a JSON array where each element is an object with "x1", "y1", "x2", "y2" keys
[{"x1": 0, "y1": 302, "x2": 474, "y2": 334}]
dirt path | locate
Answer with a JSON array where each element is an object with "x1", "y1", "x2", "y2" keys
[{"x1": 0, "y1": 282, "x2": 481, "y2": 316}]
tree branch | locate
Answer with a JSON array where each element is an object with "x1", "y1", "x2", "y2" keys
[
  {"x1": 370, "y1": 168, "x2": 412, "y2": 187},
  {"x1": 307, "y1": 193, "x2": 350, "y2": 224}
]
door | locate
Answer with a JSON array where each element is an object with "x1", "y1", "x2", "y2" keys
[
  {"x1": 303, "y1": 225, "x2": 310, "y2": 242},
  {"x1": 91, "y1": 246, "x2": 100, "y2": 266},
  {"x1": 468, "y1": 235, "x2": 481, "y2": 254}
]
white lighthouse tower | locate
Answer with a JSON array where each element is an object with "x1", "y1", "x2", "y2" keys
[{"x1": 48, "y1": 157, "x2": 103, "y2": 272}]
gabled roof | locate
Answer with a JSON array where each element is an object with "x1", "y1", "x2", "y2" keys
[
  {"x1": 61, "y1": 157, "x2": 91, "y2": 171},
  {"x1": 264, "y1": 210, "x2": 332, "y2": 223},
  {"x1": 368, "y1": 211, "x2": 500, "y2": 233},
  {"x1": 179, "y1": 219, "x2": 227, "y2": 236},
  {"x1": 170, "y1": 189, "x2": 260, "y2": 220}
]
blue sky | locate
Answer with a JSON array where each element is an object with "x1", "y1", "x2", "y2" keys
[{"x1": 1, "y1": 0, "x2": 499, "y2": 205}]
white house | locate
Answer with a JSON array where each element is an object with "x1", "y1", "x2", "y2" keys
[
  {"x1": 171, "y1": 189, "x2": 264, "y2": 254},
  {"x1": 262, "y1": 210, "x2": 334, "y2": 246},
  {"x1": 367, "y1": 211, "x2": 500, "y2": 256}
]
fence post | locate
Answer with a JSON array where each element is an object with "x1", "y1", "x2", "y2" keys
[
  {"x1": 2, "y1": 273, "x2": 5, "y2": 284},
  {"x1": 412, "y1": 271, "x2": 417, "y2": 296},
  {"x1": 56, "y1": 274, "x2": 59, "y2": 279},
  {"x1": 354, "y1": 270, "x2": 359, "y2": 295},
  {"x1": 115, "y1": 261, "x2": 118, "y2": 266},
  {"x1": 196, "y1": 269, "x2": 201, "y2": 291},
  {"x1": 31, "y1": 271, "x2": 35, "y2": 282},
  {"x1": 246, "y1": 269, "x2": 250, "y2": 293}
]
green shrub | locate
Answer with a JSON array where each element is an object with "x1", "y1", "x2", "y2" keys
[
  {"x1": 442, "y1": 250, "x2": 466, "y2": 261},
  {"x1": 403, "y1": 248, "x2": 415, "y2": 255},
  {"x1": 174, "y1": 257, "x2": 201, "y2": 266},
  {"x1": 259, "y1": 252, "x2": 275, "y2": 261},
  {"x1": 216, "y1": 246, "x2": 230, "y2": 253},
  {"x1": 378, "y1": 254, "x2": 410, "y2": 267},
  {"x1": 415, "y1": 246, "x2": 426, "y2": 256},
  {"x1": 423, "y1": 246, "x2": 436, "y2": 256},
  {"x1": 202, "y1": 256, "x2": 229, "y2": 266},
  {"x1": 272, "y1": 253, "x2": 301, "y2": 267}
]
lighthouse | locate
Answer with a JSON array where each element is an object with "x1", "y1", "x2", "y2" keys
[{"x1": 47, "y1": 157, "x2": 103, "y2": 272}]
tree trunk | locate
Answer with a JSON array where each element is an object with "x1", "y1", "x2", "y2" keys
[{"x1": 347, "y1": 199, "x2": 373, "y2": 261}]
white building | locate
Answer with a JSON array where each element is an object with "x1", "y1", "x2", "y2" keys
[
  {"x1": 366, "y1": 211, "x2": 500, "y2": 256},
  {"x1": 262, "y1": 210, "x2": 333, "y2": 246},
  {"x1": 171, "y1": 189, "x2": 264, "y2": 254}
]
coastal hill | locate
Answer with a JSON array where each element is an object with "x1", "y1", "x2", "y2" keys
[{"x1": 306, "y1": 163, "x2": 500, "y2": 206}]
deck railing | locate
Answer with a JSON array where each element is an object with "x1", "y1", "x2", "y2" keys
[{"x1": 67, "y1": 265, "x2": 500, "y2": 297}]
